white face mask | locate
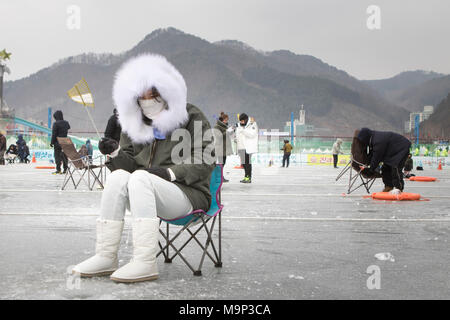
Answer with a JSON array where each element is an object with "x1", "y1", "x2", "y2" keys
[{"x1": 138, "y1": 98, "x2": 167, "y2": 119}]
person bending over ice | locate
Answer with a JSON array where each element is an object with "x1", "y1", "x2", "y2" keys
[
  {"x1": 72, "y1": 54, "x2": 214, "y2": 283},
  {"x1": 357, "y1": 128, "x2": 411, "y2": 194}
]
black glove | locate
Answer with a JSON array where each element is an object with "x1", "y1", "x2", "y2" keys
[
  {"x1": 144, "y1": 167, "x2": 171, "y2": 181},
  {"x1": 360, "y1": 167, "x2": 375, "y2": 177},
  {"x1": 98, "y1": 137, "x2": 119, "y2": 155}
]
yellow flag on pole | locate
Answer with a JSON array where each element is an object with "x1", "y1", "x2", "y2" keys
[
  {"x1": 67, "y1": 77, "x2": 100, "y2": 137},
  {"x1": 67, "y1": 77, "x2": 95, "y2": 107}
]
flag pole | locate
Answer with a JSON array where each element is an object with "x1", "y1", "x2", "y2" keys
[{"x1": 74, "y1": 85, "x2": 101, "y2": 138}]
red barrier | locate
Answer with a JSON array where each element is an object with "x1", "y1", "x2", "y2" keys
[
  {"x1": 408, "y1": 176, "x2": 437, "y2": 182},
  {"x1": 371, "y1": 192, "x2": 421, "y2": 201}
]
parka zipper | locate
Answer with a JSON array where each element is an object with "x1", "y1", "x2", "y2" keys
[{"x1": 148, "y1": 140, "x2": 157, "y2": 168}]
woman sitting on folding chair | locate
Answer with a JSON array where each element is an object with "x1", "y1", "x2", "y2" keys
[
  {"x1": 357, "y1": 128, "x2": 411, "y2": 194},
  {"x1": 72, "y1": 54, "x2": 214, "y2": 283}
]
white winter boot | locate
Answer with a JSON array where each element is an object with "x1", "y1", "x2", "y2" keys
[
  {"x1": 110, "y1": 218, "x2": 159, "y2": 283},
  {"x1": 72, "y1": 219, "x2": 124, "y2": 277}
]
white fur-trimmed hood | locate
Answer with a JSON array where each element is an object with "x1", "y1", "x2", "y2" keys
[{"x1": 112, "y1": 54, "x2": 188, "y2": 144}]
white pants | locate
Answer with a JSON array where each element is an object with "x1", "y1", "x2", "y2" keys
[{"x1": 100, "y1": 169, "x2": 193, "y2": 221}]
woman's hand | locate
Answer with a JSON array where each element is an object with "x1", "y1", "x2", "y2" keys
[
  {"x1": 98, "y1": 137, "x2": 119, "y2": 155},
  {"x1": 143, "y1": 167, "x2": 172, "y2": 181}
]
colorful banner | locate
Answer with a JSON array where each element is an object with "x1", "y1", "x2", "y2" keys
[
  {"x1": 306, "y1": 154, "x2": 351, "y2": 166},
  {"x1": 412, "y1": 156, "x2": 449, "y2": 168},
  {"x1": 29, "y1": 149, "x2": 103, "y2": 163}
]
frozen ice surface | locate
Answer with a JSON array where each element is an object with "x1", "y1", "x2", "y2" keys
[{"x1": 0, "y1": 162, "x2": 449, "y2": 299}]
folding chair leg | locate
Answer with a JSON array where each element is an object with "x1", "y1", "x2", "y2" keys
[
  {"x1": 98, "y1": 167, "x2": 104, "y2": 189},
  {"x1": 195, "y1": 215, "x2": 217, "y2": 275},
  {"x1": 164, "y1": 236, "x2": 198, "y2": 275},
  {"x1": 157, "y1": 211, "x2": 223, "y2": 276},
  {"x1": 347, "y1": 164, "x2": 352, "y2": 194},
  {"x1": 88, "y1": 167, "x2": 91, "y2": 190},
  {"x1": 216, "y1": 210, "x2": 222, "y2": 268},
  {"x1": 363, "y1": 176, "x2": 371, "y2": 193},
  {"x1": 158, "y1": 221, "x2": 199, "y2": 274},
  {"x1": 349, "y1": 171, "x2": 365, "y2": 194},
  {"x1": 61, "y1": 170, "x2": 70, "y2": 190},
  {"x1": 62, "y1": 167, "x2": 76, "y2": 190},
  {"x1": 172, "y1": 222, "x2": 208, "y2": 258},
  {"x1": 164, "y1": 223, "x2": 172, "y2": 263},
  {"x1": 366, "y1": 177, "x2": 376, "y2": 193},
  {"x1": 186, "y1": 221, "x2": 219, "y2": 266},
  {"x1": 74, "y1": 169, "x2": 89, "y2": 189},
  {"x1": 335, "y1": 161, "x2": 351, "y2": 182},
  {"x1": 88, "y1": 168, "x2": 104, "y2": 190}
]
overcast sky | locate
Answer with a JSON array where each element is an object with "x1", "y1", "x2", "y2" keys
[{"x1": 2, "y1": 0, "x2": 449, "y2": 81}]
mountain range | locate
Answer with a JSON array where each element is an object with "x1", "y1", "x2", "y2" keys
[
  {"x1": 4, "y1": 27, "x2": 448, "y2": 137},
  {"x1": 420, "y1": 93, "x2": 450, "y2": 139},
  {"x1": 363, "y1": 71, "x2": 450, "y2": 112}
]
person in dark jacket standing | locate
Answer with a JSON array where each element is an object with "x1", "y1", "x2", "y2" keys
[
  {"x1": 16, "y1": 135, "x2": 27, "y2": 163},
  {"x1": 0, "y1": 131, "x2": 6, "y2": 165},
  {"x1": 50, "y1": 110, "x2": 71, "y2": 174},
  {"x1": 357, "y1": 128, "x2": 411, "y2": 194},
  {"x1": 23, "y1": 145, "x2": 30, "y2": 163},
  {"x1": 104, "y1": 108, "x2": 122, "y2": 143},
  {"x1": 72, "y1": 54, "x2": 214, "y2": 284},
  {"x1": 214, "y1": 112, "x2": 233, "y2": 182}
]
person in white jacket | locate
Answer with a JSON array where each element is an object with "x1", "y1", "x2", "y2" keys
[
  {"x1": 235, "y1": 113, "x2": 258, "y2": 183},
  {"x1": 332, "y1": 138, "x2": 343, "y2": 168}
]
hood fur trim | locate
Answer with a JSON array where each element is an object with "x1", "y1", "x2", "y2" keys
[{"x1": 113, "y1": 54, "x2": 188, "y2": 144}]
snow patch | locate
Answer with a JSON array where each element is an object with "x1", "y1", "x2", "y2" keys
[
  {"x1": 374, "y1": 252, "x2": 395, "y2": 262},
  {"x1": 289, "y1": 275, "x2": 304, "y2": 280}
]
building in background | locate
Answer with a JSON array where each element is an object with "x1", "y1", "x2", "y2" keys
[
  {"x1": 284, "y1": 105, "x2": 315, "y2": 137},
  {"x1": 405, "y1": 105, "x2": 434, "y2": 133}
]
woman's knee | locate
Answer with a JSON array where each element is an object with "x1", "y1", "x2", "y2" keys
[
  {"x1": 128, "y1": 170, "x2": 157, "y2": 193},
  {"x1": 106, "y1": 169, "x2": 130, "y2": 187}
]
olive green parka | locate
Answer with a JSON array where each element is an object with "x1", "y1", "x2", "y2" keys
[{"x1": 106, "y1": 104, "x2": 215, "y2": 211}]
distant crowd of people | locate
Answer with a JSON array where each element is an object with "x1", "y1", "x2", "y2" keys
[
  {"x1": 0, "y1": 107, "x2": 122, "y2": 172},
  {"x1": 48, "y1": 107, "x2": 121, "y2": 174},
  {"x1": 0, "y1": 131, "x2": 30, "y2": 165},
  {"x1": 213, "y1": 111, "x2": 259, "y2": 183}
]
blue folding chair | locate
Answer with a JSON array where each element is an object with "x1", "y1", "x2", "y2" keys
[{"x1": 157, "y1": 165, "x2": 224, "y2": 276}]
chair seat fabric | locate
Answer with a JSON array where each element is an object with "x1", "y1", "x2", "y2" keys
[{"x1": 160, "y1": 165, "x2": 223, "y2": 226}]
